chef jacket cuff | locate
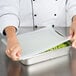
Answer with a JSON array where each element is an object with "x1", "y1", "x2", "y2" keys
[{"x1": 0, "y1": 13, "x2": 20, "y2": 35}]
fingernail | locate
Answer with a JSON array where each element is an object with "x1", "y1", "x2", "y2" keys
[
  {"x1": 68, "y1": 35, "x2": 72, "y2": 39},
  {"x1": 16, "y1": 52, "x2": 21, "y2": 57}
]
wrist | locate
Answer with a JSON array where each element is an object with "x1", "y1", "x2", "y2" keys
[{"x1": 5, "y1": 26, "x2": 17, "y2": 39}]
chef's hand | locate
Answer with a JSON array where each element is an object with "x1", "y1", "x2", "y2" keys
[
  {"x1": 69, "y1": 16, "x2": 76, "y2": 48},
  {"x1": 5, "y1": 26, "x2": 22, "y2": 61}
]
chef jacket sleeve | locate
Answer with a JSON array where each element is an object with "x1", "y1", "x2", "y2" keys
[
  {"x1": 0, "y1": 0, "x2": 20, "y2": 35},
  {"x1": 67, "y1": 0, "x2": 76, "y2": 25}
]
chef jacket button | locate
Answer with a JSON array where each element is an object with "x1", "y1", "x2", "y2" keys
[
  {"x1": 34, "y1": 14, "x2": 37, "y2": 16},
  {"x1": 52, "y1": 25, "x2": 55, "y2": 28},
  {"x1": 54, "y1": 14, "x2": 56, "y2": 16},
  {"x1": 56, "y1": 0, "x2": 58, "y2": 1},
  {"x1": 33, "y1": 0, "x2": 35, "y2": 1},
  {"x1": 34, "y1": 25, "x2": 38, "y2": 28}
]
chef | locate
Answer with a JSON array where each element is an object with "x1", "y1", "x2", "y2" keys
[{"x1": 0, "y1": 0, "x2": 76, "y2": 61}]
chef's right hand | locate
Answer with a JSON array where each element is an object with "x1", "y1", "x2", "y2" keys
[{"x1": 5, "y1": 26, "x2": 22, "y2": 61}]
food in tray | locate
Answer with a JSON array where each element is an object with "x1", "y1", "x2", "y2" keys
[{"x1": 42, "y1": 40, "x2": 71, "y2": 53}]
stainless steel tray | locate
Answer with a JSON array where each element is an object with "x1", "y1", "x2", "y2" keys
[
  {"x1": 1, "y1": 27, "x2": 70, "y2": 65},
  {"x1": 20, "y1": 46, "x2": 70, "y2": 65}
]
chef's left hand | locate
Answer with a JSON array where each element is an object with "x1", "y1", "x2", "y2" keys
[{"x1": 69, "y1": 16, "x2": 76, "y2": 48}]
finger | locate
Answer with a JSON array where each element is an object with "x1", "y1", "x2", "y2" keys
[
  {"x1": 16, "y1": 50, "x2": 21, "y2": 57},
  {"x1": 72, "y1": 40, "x2": 76, "y2": 48},
  {"x1": 11, "y1": 53, "x2": 20, "y2": 61},
  {"x1": 69, "y1": 28, "x2": 76, "y2": 42},
  {"x1": 71, "y1": 28, "x2": 76, "y2": 42},
  {"x1": 5, "y1": 49, "x2": 12, "y2": 58},
  {"x1": 69, "y1": 27, "x2": 74, "y2": 36},
  {"x1": 12, "y1": 47, "x2": 21, "y2": 57},
  {"x1": 9, "y1": 46, "x2": 17, "y2": 52},
  {"x1": 11, "y1": 57, "x2": 19, "y2": 61},
  {"x1": 73, "y1": 34, "x2": 76, "y2": 40},
  {"x1": 69, "y1": 28, "x2": 74, "y2": 42},
  {"x1": 11, "y1": 47, "x2": 21, "y2": 61}
]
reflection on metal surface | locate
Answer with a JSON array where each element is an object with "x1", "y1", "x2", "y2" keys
[
  {"x1": 70, "y1": 47, "x2": 76, "y2": 76},
  {"x1": 7, "y1": 61, "x2": 21, "y2": 76},
  {"x1": 5, "y1": 55, "x2": 71, "y2": 76},
  {"x1": 21, "y1": 55, "x2": 71, "y2": 76}
]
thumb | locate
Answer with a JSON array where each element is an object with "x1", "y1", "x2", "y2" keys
[
  {"x1": 16, "y1": 52, "x2": 21, "y2": 57},
  {"x1": 69, "y1": 27, "x2": 74, "y2": 38}
]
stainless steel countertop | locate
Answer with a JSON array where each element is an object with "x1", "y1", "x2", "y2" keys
[{"x1": 0, "y1": 27, "x2": 76, "y2": 76}]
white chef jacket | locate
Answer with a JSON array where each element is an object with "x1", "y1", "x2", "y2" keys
[{"x1": 0, "y1": 0, "x2": 76, "y2": 34}]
